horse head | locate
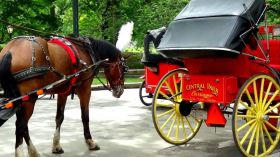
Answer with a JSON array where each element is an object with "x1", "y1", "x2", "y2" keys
[
  {"x1": 88, "y1": 38, "x2": 128, "y2": 98},
  {"x1": 103, "y1": 54, "x2": 128, "y2": 98}
]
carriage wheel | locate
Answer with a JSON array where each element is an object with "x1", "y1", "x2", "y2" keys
[
  {"x1": 139, "y1": 80, "x2": 153, "y2": 106},
  {"x1": 233, "y1": 74, "x2": 280, "y2": 157},
  {"x1": 152, "y1": 68, "x2": 203, "y2": 145}
]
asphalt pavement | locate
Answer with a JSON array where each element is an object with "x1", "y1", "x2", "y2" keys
[{"x1": 0, "y1": 89, "x2": 279, "y2": 157}]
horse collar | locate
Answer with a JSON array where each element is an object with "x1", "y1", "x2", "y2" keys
[{"x1": 49, "y1": 37, "x2": 80, "y2": 68}]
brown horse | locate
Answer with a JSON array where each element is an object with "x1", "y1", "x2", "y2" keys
[{"x1": 0, "y1": 36, "x2": 127, "y2": 157}]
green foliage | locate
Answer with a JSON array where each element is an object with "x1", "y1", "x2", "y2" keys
[
  {"x1": 54, "y1": 0, "x2": 189, "y2": 45},
  {"x1": 0, "y1": 0, "x2": 61, "y2": 42},
  {"x1": 0, "y1": 44, "x2": 5, "y2": 51},
  {"x1": 0, "y1": 0, "x2": 279, "y2": 47},
  {"x1": 124, "y1": 52, "x2": 144, "y2": 69},
  {"x1": 267, "y1": 0, "x2": 280, "y2": 23}
]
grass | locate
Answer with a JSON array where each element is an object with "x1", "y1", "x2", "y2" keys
[{"x1": 92, "y1": 77, "x2": 142, "y2": 85}]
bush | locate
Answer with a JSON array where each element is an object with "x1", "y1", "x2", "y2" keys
[
  {"x1": 124, "y1": 52, "x2": 144, "y2": 69},
  {"x1": 0, "y1": 44, "x2": 5, "y2": 52}
]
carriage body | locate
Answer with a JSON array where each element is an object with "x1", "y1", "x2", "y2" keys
[
  {"x1": 182, "y1": 38, "x2": 280, "y2": 104},
  {"x1": 152, "y1": 0, "x2": 280, "y2": 156},
  {"x1": 144, "y1": 63, "x2": 182, "y2": 94}
]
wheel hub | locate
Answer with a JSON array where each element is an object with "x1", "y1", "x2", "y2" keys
[
  {"x1": 175, "y1": 100, "x2": 195, "y2": 116},
  {"x1": 256, "y1": 112, "x2": 265, "y2": 122}
]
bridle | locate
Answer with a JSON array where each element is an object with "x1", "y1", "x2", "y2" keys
[{"x1": 100, "y1": 56, "x2": 128, "y2": 91}]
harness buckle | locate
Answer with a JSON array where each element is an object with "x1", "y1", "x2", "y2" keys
[{"x1": 28, "y1": 36, "x2": 36, "y2": 41}]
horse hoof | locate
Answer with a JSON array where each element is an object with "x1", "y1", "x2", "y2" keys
[
  {"x1": 85, "y1": 139, "x2": 100, "y2": 151},
  {"x1": 52, "y1": 148, "x2": 64, "y2": 154},
  {"x1": 89, "y1": 144, "x2": 100, "y2": 151}
]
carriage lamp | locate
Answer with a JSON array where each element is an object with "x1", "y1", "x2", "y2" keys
[{"x1": 7, "y1": 25, "x2": 13, "y2": 39}]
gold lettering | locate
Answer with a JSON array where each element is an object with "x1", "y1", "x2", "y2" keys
[
  {"x1": 191, "y1": 91, "x2": 214, "y2": 99},
  {"x1": 187, "y1": 83, "x2": 219, "y2": 97},
  {"x1": 207, "y1": 83, "x2": 219, "y2": 96},
  {"x1": 186, "y1": 84, "x2": 205, "y2": 91}
]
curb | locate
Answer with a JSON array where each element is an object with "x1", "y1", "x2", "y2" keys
[{"x1": 91, "y1": 82, "x2": 142, "y2": 91}]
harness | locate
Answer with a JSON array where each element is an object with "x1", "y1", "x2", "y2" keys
[
  {"x1": 13, "y1": 36, "x2": 52, "y2": 81},
  {"x1": 48, "y1": 37, "x2": 80, "y2": 96},
  {"x1": 10, "y1": 36, "x2": 127, "y2": 97},
  {"x1": 12, "y1": 36, "x2": 83, "y2": 96}
]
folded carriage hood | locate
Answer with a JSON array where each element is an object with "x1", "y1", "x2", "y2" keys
[{"x1": 158, "y1": 0, "x2": 265, "y2": 58}]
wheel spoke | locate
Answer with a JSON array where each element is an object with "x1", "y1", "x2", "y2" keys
[
  {"x1": 237, "y1": 119, "x2": 256, "y2": 132},
  {"x1": 253, "y1": 81, "x2": 259, "y2": 109},
  {"x1": 237, "y1": 114, "x2": 256, "y2": 119},
  {"x1": 167, "y1": 114, "x2": 177, "y2": 138},
  {"x1": 185, "y1": 117, "x2": 195, "y2": 133},
  {"x1": 254, "y1": 123, "x2": 260, "y2": 156},
  {"x1": 259, "y1": 123, "x2": 267, "y2": 152},
  {"x1": 262, "y1": 123, "x2": 274, "y2": 144},
  {"x1": 240, "y1": 101, "x2": 256, "y2": 114},
  {"x1": 160, "y1": 112, "x2": 176, "y2": 130},
  {"x1": 264, "y1": 120, "x2": 280, "y2": 133},
  {"x1": 173, "y1": 75, "x2": 178, "y2": 95},
  {"x1": 189, "y1": 114, "x2": 201, "y2": 123},
  {"x1": 181, "y1": 116, "x2": 187, "y2": 139},
  {"x1": 179, "y1": 75, "x2": 183, "y2": 96},
  {"x1": 157, "y1": 108, "x2": 175, "y2": 118},
  {"x1": 240, "y1": 122, "x2": 257, "y2": 145},
  {"x1": 259, "y1": 78, "x2": 265, "y2": 110},
  {"x1": 164, "y1": 80, "x2": 175, "y2": 97},
  {"x1": 264, "y1": 103, "x2": 280, "y2": 115},
  {"x1": 156, "y1": 102, "x2": 174, "y2": 108},
  {"x1": 159, "y1": 91, "x2": 173, "y2": 101},
  {"x1": 246, "y1": 123, "x2": 257, "y2": 153},
  {"x1": 268, "y1": 115, "x2": 280, "y2": 119},
  {"x1": 262, "y1": 82, "x2": 272, "y2": 110},
  {"x1": 246, "y1": 89, "x2": 256, "y2": 111},
  {"x1": 263, "y1": 90, "x2": 279, "y2": 112},
  {"x1": 176, "y1": 115, "x2": 181, "y2": 140}
]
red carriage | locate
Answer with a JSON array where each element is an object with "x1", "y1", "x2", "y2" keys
[{"x1": 150, "y1": 0, "x2": 280, "y2": 156}]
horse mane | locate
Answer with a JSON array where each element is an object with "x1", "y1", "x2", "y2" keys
[{"x1": 87, "y1": 37, "x2": 122, "y2": 61}]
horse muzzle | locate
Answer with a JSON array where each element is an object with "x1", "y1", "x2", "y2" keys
[{"x1": 112, "y1": 85, "x2": 124, "y2": 98}]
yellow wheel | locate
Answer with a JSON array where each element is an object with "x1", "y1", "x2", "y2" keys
[
  {"x1": 152, "y1": 68, "x2": 203, "y2": 145},
  {"x1": 233, "y1": 74, "x2": 280, "y2": 157}
]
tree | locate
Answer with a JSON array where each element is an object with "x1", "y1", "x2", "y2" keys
[
  {"x1": 267, "y1": 0, "x2": 280, "y2": 23},
  {"x1": 0, "y1": 0, "x2": 61, "y2": 42},
  {"x1": 0, "y1": 0, "x2": 279, "y2": 46}
]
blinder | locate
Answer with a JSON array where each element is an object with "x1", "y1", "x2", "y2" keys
[{"x1": 121, "y1": 57, "x2": 129, "y2": 73}]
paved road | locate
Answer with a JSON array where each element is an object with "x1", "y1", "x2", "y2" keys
[{"x1": 0, "y1": 89, "x2": 279, "y2": 157}]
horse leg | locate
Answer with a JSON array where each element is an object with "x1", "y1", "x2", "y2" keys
[
  {"x1": 15, "y1": 101, "x2": 40, "y2": 157},
  {"x1": 76, "y1": 81, "x2": 100, "y2": 150},
  {"x1": 52, "y1": 95, "x2": 67, "y2": 154}
]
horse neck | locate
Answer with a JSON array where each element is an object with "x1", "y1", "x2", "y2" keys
[{"x1": 90, "y1": 39, "x2": 120, "y2": 62}]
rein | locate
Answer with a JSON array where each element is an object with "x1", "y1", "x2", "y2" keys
[
  {"x1": 96, "y1": 76, "x2": 111, "y2": 91},
  {"x1": 0, "y1": 58, "x2": 109, "y2": 111}
]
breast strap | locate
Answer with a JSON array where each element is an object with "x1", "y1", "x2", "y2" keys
[{"x1": 48, "y1": 37, "x2": 81, "y2": 96}]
